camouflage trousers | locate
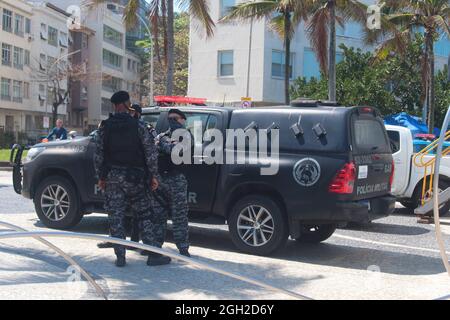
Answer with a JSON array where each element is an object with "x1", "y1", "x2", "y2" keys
[
  {"x1": 104, "y1": 168, "x2": 154, "y2": 257},
  {"x1": 151, "y1": 173, "x2": 189, "y2": 250}
]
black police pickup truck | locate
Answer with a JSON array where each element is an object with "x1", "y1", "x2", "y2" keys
[{"x1": 11, "y1": 101, "x2": 395, "y2": 255}]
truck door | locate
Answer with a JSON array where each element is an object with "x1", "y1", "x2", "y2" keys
[
  {"x1": 387, "y1": 129, "x2": 409, "y2": 195},
  {"x1": 180, "y1": 111, "x2": 222, "y2": 213},
  {"x1": 350, "y1": 109, "x2": 394, "y2": 200}
]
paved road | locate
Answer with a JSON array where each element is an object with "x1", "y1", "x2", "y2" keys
[{"x1": 0, "y1": 171, "x2": 449, "y2": 300}]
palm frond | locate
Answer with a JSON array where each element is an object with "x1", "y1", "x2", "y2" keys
[
  {"x1": 220, "y1": 0, "x2": 279, "y2": 23},
  {"x1": 178, "y1": 0, "x2": 215, "y2": 37},
  {"x1": 306, "y1": 6, "x2": 330, "y2": 75}
]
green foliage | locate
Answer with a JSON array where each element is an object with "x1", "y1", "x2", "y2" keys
[
  {"x1": 138, "y1": 13, "x2": 190, "y2": 97},
  {"x1": 291, "y1": 38, "x2": 450, "y2": 126}
]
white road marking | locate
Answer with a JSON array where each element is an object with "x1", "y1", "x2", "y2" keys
[{"x1": 334, "y1": 233, "x2": 450, "y2": 256}]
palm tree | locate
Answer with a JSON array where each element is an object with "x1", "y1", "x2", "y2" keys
[
  {"x1": 305, "y1": 0, "x2": 367, "y2": 102},
  {"x1": 91, "y1": 0, "x2": 214, "y2": 96},
  {"x1": 221, "y1": 0, "x2": 311, "y2": 105},
  {"x1": 366, "y1": 0, "x2": 450, "y2": 132}
]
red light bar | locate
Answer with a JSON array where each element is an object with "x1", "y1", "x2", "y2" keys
[
  {"x1": 154, "y1": 96, "x2": 207, "y2": 105},
  {"x1": 360, "y1": 107, "x2": 373, "y2": 113}
]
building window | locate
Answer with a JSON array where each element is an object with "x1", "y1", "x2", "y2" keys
[
  {"x1": 220, "y1": 0, "x2": 235, "y2": 18},
  {"x1": 39, "y1": 54, "x2": 46, "y2": 71},
  {"x1": 1, "y1": 78, "x2": 11, "y2": 101},
  {"x1": 2, "y1": 43, "x2": 11, "y2": 66},
  {"x1": 40, "y1": 23, "x2": 47, "y2": 40},
  {"x1": 23, "y1": 82, "x2": 30, "y2": 99},
  {"x1": 48, "y1": 26, "x2": 58, "y2": 46},
  {"x1": 218, "y1": 50, "x2": 234, "y2": 77},
  {"x1": 102, "y1": 74, "x2": 122, "y2": 92},
  {"x1": 14, "y1": 14, "x2": 24, "y2": 36},
  {"x1": 13, "y1": 47, "x2": 24, "y2": 69},
  {"x1": 5, "y1": 115, "x2": 14, "y2": 132},
  {"x1": 25, "y1": 18, "x2": 31, "y2": 34},
  {"x1": 101, "y1": 97, "x2": 113, "y2": 116},
  {"x1": 103, "y1": 25, "x2": 123, "y2": 48},
  {"x1": 103, "y1": 49, "x2": 123, "y2": 70},
  {"x1": 2, "y1": 9, "x2": 12, "y2": 32},
  {"x1": 13, "y1": 81, "x2": 22, "y2": 103},
  {"x1": 271, "y1": 50, "x2": 293, "y2": 79},
  {"x1": 24, "y1": 50, "x2": 30, "y2": 66},
  {"x1": 60, "y1": 32, "x2": 68, "y2": 47}
]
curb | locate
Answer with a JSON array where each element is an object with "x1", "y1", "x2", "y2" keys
[{"x1": 0, "y1": 167, "x2": 12, "y2": 172}]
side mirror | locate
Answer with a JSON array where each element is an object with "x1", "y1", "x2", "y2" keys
[{"x1": 69, "y1": 131, "x2": 78, "y2": 139}]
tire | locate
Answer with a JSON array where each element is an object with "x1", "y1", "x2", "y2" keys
[
  {"x1": 34, "y1": 175, "x2": 82, "y2": 229},
  {"x1": 228, "y1": 195, "x2": 288, "y2": 256},
  {"x1": 400, "y1": 200, "x2": 417, "y2": 210},
  {"x1": 411, "y1": 180, "x2": 450, "y2": 217},
  {"x1": 295, "y1": 224, "x2": 337, "y2": 244}
]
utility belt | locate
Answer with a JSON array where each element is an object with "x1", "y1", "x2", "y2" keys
[{"x1": 109, "y1": 165, "x2": 151, "y2": 184}]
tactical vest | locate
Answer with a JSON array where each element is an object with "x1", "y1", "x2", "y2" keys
[
  {"x1": 103, "y1": 113, "x2": 145, "y2": 169},
  {"x1": 158, "y1": 132, "x2": 175, "y2": 174}
]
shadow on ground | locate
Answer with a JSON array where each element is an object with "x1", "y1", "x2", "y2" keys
[
  {"x1": 58, "y1": 215, "x2": 448, "y2": 277},
  {"x1": 0, "y1": 241, "x2": 316, "y2": 300}
]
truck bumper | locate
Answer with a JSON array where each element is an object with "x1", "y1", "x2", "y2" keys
[{"x1": 335, "y1": 195, "x2": 396, "y2": 223}]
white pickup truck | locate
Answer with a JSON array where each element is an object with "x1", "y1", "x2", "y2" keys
[{"x1": 386, "y1": 125, "x2": 450, "y2": 216}]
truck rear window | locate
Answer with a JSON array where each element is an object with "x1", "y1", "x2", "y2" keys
[{"x1": 353, "y1": 119, "x2": 390, "y2": 153}]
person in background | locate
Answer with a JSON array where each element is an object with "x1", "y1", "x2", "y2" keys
[
  {"x1": 130, "y1": 103, "x2": 142, "y2": 120},
  {"x1": 47, "y1": 119, "x2": 68, "y2": 141}
]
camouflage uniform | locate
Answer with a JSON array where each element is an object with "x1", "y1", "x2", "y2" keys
[
  {"x1": 151, "y1": 133, "x2": 190, "y2": 251},
  {"x1": 94, "y1": 115, "x2": 158, "y2": 257}
]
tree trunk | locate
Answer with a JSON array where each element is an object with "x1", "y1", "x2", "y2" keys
[
  {"x1": 328, "y1": 0, "x2": 337, "y2": 102},
  {"x1": 166, "y1": 0, "x2": 175, "y2": 96},
  {"x1": 426, "y1": 31, "x2": 435, "y2": 134},
  {"x1": 284, "y1": 12, "x2": 291, "y2": 105}
]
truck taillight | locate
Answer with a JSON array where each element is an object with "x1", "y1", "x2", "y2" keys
[
  {"x1": 389, "y1": 160, "x2": 395, "y2": 191},
  {"x1": 329, "y1": 162, "x2": 356, "y2": 194}
]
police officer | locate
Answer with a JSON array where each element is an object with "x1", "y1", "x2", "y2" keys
[
  {"x1": 150, "y1": 109, "x2": 191, "y2": 258},
  {"x1": 94, "y1": 91, "x2": 162, "y2": 267}
]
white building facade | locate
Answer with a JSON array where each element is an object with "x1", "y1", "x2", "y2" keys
[
  {"x1": 0, "y1": 0, "x2": 33, "y2": 136},
  {"x1": 45, "y1": 0, "x2": 142, "y2": 131},
  {"x1": 188, "y1": 0, "x2": 450, "y2": 106}
]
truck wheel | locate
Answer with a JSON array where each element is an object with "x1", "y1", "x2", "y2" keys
[
  {"x1": 412, "y1": 181, "x2": 450, "y2": 217},
  {"x1": 228, "y1": 195, "x2": 288, "y2": 256},
  {"x1": 34, "y1": 176, "x2": 82, "y2": 229},
  {"x1": 295, "y1": 224, "x2": 337, "y2": 244},
  {"x1": 400, "y1": 200, "x2": 417, "y2": 210}
]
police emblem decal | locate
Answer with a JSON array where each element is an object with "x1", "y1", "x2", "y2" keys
[{"x1": 293, "y1": 158, "x2": 321, "y2": 187}]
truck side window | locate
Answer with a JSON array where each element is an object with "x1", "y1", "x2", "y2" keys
[
  {"x1": 387, "y1": 130, "x2": 400, "y2": 154},
  {"x1": 142, "y1": 113, "x2": 160, "y2": 127}
]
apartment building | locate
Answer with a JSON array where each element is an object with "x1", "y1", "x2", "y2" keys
[
  {"x1": 44, "y1": 0, "x2": 142, "y2": 131},
  {"x1": 0, "y1": 0, "x2": 71, "y2": 140},
  {"x1": 0, "y1": 0, "x2": 33, "y2": 136},
  {"x1": 29, "y1": 2, "x2": 70, "y2": 135},
  {"x1": 188, "y1": 0, "x2": 450, "y2": 105}
]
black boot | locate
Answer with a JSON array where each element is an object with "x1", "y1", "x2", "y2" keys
[
  {"x1": 179, "y1": 248, "x2": 191, "y2": 258},
  {"x1": 147, "y1": 253, "x2": 171, "y2": 266},
  {"x1": 97, "y1": 242, "x2": 114, "y2": 249},
  {"x1": 115, "y1": 255, "x2": 126, "y2": 267}
]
